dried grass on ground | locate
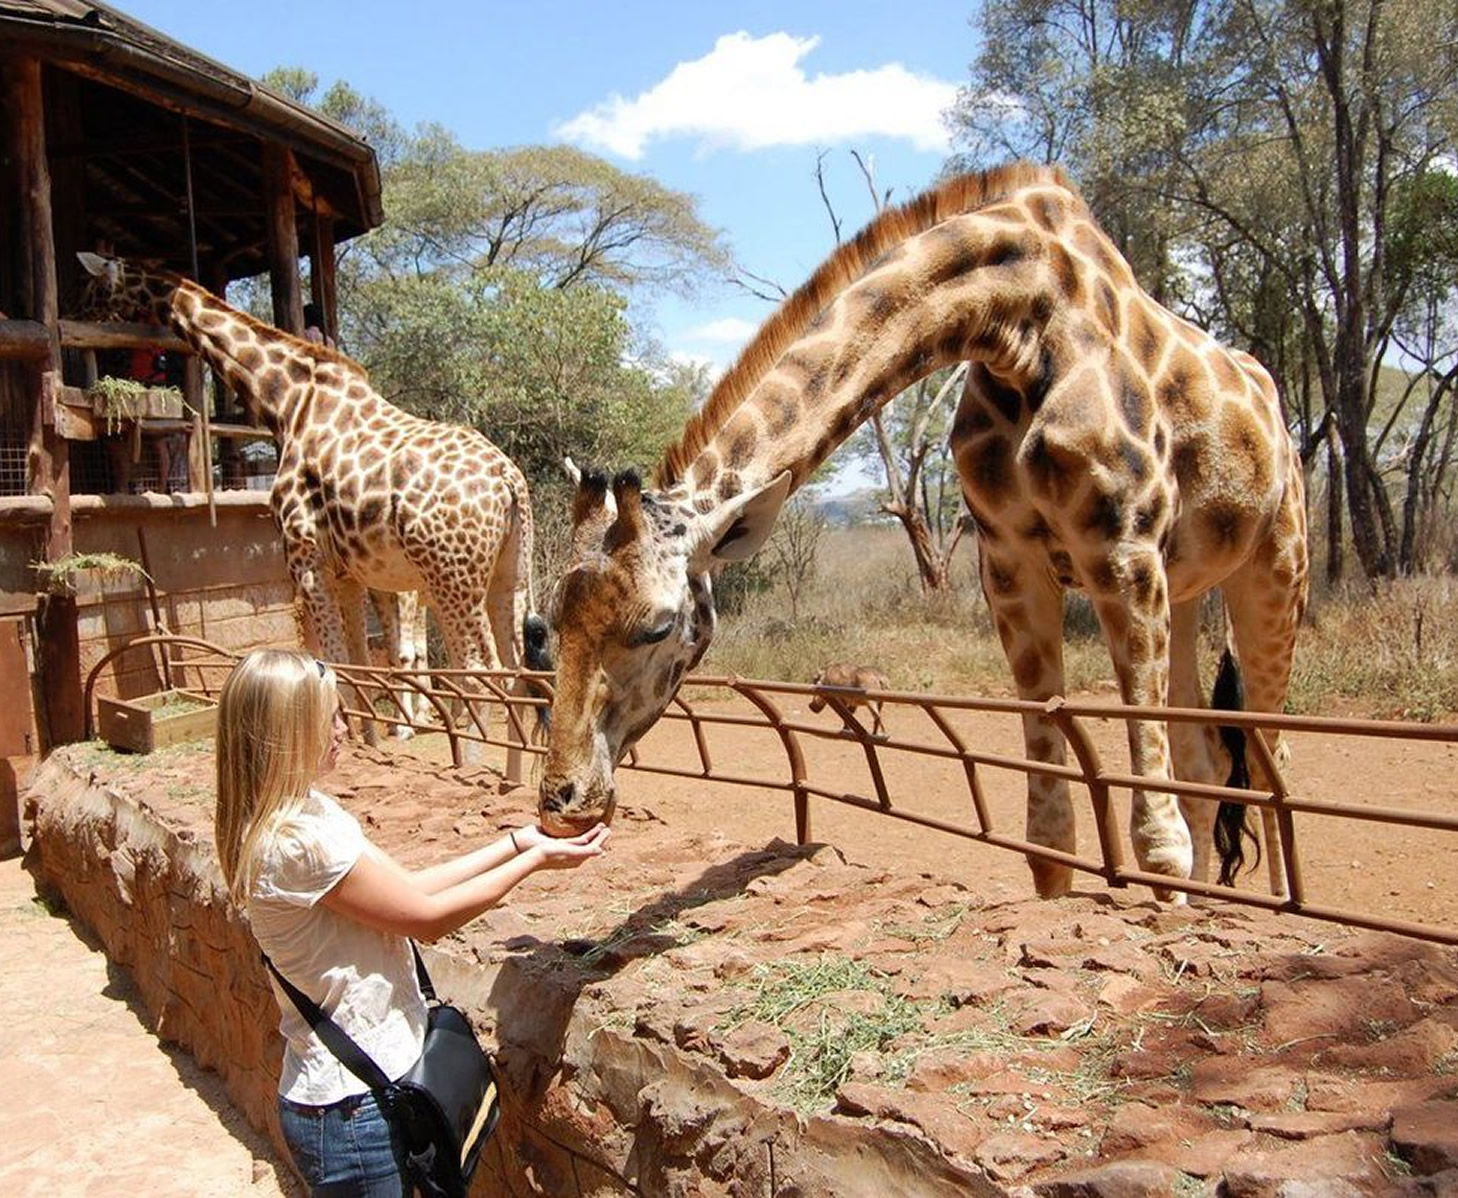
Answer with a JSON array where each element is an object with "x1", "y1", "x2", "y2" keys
[{"x1": 703, "y1": 526, "x2": 1458, "y2": 722}]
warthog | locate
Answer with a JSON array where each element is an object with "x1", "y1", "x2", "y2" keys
[{"x1": 807, "y1": 664, "x2": 891, "y2": 738}]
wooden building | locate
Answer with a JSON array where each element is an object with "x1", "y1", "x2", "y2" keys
[{"x1": 0, "y1": 0, "x2": 383, "y2": 843}]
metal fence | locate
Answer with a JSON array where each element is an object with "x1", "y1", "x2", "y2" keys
[{"x1": 82, "y1": 634, "x2": 1458, "y2": 947}]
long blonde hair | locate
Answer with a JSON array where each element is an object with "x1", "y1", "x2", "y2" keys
[{"x1": 214, "y1": 648, "x2": 338, "y2": 904}]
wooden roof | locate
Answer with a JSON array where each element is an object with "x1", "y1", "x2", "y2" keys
[{"x1": 0, "y1": 0, "x2": 383, "y2": 282}]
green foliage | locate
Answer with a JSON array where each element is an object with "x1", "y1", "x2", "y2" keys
[
  {"x1": 32, "y1": 552, "x2": 149, "y2": 596},
  {"x1": 250, "y1": 65, "x2": 733, "y2": 567}
]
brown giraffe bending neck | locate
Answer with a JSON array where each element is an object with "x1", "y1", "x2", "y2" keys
[
  {"x1": 541, "y1": 163, "x2": 1307, "y2": 905},
  {"x1": 658, "y1": 162, "x2": 1067, "y2": 499}
]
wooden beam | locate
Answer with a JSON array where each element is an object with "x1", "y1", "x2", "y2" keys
[
  {"x1": 311, "y1": 212, "x2": 338, "y2": 344},
  {"x1": 261, "y1": 142, "x2": 303, "y2": 333},
  {"x1": 0, "y1": 319, "x2": 51, "y2": 360},
  {"x1": 11, "y1": 58, "x2": 68, "y2": 542},
  {"x1": 47, "y1": 129, "x2": 253, "y2": 162},
  {"x1": 59, "y1": 319, "x2": 189, "y2": 353}
]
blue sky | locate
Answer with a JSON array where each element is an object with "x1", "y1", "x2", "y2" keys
[{"x1": 117, "y1": 1, "x2": 981, "y2": 375}]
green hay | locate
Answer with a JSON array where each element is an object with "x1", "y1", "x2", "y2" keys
[{"x1": 32, "y1": 552, "x2": 150, "y2": 596}]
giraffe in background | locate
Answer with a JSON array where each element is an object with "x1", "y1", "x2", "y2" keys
[
  {"x1": 535, "y1": 163, "x2": 1306, "y2": 901},
  {"x1": 78, "y1": 253, "x2": 548, "y2": 755}
]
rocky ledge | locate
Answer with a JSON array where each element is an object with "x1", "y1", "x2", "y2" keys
[{"x1": 23, "y1": 740, "x2": 1458, "y2": 1197}]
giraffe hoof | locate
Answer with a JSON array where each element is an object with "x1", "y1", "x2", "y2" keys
[{"x1": 1030, "y1": 861, "x2": 1074, "y2": 899}]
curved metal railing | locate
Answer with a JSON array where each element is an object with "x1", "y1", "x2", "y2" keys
[{"x1": 80, "y1": 634, "x2": 1458, "y2": 946}]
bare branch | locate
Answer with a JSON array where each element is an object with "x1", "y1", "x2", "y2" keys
[{"x1": 814, "y1": 149, "x2": 843, "y2": 245}]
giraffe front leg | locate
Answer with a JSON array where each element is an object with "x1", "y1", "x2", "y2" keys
[
  {"x1": 287, "y1": 548, "x2": 378, "y2": 743},
  {"x1": 338, "y1": 578, "x2": 380, "y2": 747},
  {"x1": 436, "y1": 599, "x2": 500, "y2": 769},
  {"x1": 1090, "y1": 551, "x2": 1190, "y2": 901},
  {"x1": 981, "y1": 549, "x2": 1077, "y2": 899}
]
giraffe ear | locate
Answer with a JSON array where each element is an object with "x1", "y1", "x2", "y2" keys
[
  {"x1": 696, "y1": 470, "x2": 794, "y2": 567},
  {"x1": 77, "y1": 251, "x2": 110, "y2": 278}
]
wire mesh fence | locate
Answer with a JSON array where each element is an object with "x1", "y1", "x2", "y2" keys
[{"x1": 81, "y1": 634, "x2": 1458, "y2": 947}]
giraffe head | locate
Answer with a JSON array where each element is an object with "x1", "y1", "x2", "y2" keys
[
  {"x1": 75, "y1": 252, "x2": 179, "y2": 324},
  {"x1": 537, "y1": 465, "x2": 790, "y2": 836}
]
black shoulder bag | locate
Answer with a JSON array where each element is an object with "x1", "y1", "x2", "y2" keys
[{"x1": 265, "y1": 945, "x2": 500, "y2": 1198}]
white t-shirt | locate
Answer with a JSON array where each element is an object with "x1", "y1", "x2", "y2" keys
[{"x1": 247, "y1": 789, "x2": 427, "y2": 1105}]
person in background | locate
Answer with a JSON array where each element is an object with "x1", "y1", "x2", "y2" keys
[
  {"x1": 214, "y1": 648, "x2": 610, "y2": 1195},
  {"x1": 302, "y1": 302, "x2": 335, "y2": 349}
]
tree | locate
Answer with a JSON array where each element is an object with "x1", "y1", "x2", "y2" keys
[
  {"x1": 255, "y1": 68, "x2": 730, "y2": 508},
  {"x1": 947, "y1": 0, "x2": 1458, "y2": 582},
  {"x1": 1384, "y1": 170, "x2": 1458, "y2": 571},
  {"x1": 764, "y1": 494, "x2": 827, "y2": 621}
]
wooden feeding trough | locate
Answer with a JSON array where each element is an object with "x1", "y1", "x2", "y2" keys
[{"x1": 96, "y1": 689, "x2": 217, "y2": 754}]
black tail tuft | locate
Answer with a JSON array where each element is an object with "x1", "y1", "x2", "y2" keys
[
  {"x1": 523, "y1": 612, "x2": 553, "y2": 744},
  {"x1": 1212, "y1": 648, "x2": 1261, "y2": 886}
]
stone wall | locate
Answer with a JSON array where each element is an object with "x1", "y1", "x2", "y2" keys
[
  {"x1": 25, "y1": 741, "x2": 1458, "y2": 1197},
  {"x1": 22, "y1": 744, "x2": 1006, "y2": 1197}
]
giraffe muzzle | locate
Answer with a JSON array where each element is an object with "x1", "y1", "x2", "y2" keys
[{"x1": 538, "y1": 779, "x2": 617, "y2": 838}]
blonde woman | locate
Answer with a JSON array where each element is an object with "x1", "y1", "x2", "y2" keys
[{"x1": 215, "y1": 648, "x2": 608, "y2": 1196}]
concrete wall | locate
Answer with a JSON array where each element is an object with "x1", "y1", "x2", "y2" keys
[{"x1": 0, "y1": 493, "x2": 300, "y2": 704}]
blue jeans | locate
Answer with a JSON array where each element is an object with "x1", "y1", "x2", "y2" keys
[{"x1": 278, "y1": 1090, "x2": 411, "y2": 1197}]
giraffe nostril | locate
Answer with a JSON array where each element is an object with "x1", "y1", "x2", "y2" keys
[{"x1": 542, "y1": 782, "x2": 575, "y2": 814}]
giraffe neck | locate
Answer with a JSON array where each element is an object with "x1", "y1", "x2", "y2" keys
[
  {"x1": 680, "y1": 205, "x2": 1059, "y2": 505},
  {"x1": 164, "y1": 279, "x2": 325, "y2": 436}
]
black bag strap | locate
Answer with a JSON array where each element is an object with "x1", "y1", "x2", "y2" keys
[{"x1": 262, "y1": 941, "x2": 437, "y2": 1092}]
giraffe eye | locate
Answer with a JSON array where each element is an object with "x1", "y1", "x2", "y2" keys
[{"x1": 629, "y1": 619, "x2": 675, "y2": 647}]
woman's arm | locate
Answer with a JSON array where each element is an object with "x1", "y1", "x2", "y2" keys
[
  {"x1": 360, "y1": 825, "x2": 565, "y2": 896},
  {"x1": 320, "y1": 824, "x2": 609, "y2": 941}
]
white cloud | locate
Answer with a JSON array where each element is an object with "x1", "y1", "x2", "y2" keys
[
  {"x1": 682, "y1": 316, "x2": 759, "y2": 345},
  {"x1": 555, "y1": 32, "x2": 957, "y2": 160}
]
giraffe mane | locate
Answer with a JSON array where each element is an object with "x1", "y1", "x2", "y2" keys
[{"x1": 655, "y1": 161, "x2": 1077, "y2": 488}]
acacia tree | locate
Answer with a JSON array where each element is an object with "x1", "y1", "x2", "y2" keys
[
  {"x1": 1384, "y1": 170, "x2": 1458, "y2": 571},
  {"x1": 947, "y1": 0, "x2": 1458, "y2": 582},
  {"x1": 260, "y1": 69, "x2": 729, "y2": 494}
]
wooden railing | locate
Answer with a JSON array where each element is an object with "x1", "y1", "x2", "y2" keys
[{"x1": 80, "y1": 634, "x2": 1458, "y2": 947}]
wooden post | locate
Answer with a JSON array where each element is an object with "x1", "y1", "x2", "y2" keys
[
  {"x1": 9, "y1": 58, "x2": 84, "y2": 747},
  {"x1": 311, "y1": 211, "x2": 338, "y2": 344},
  {"x1": 262, "y1": 143, "x2": 304, "y2": 334}
]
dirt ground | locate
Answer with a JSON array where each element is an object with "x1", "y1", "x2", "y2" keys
[
  {"x1": 390, "y1": 688, "x2": 1458, "y2": 935},
  {"x1": 0, "y1": 850, "x2": 299, "y2": 1197},
  {"x1": 6, "y1": 688, "x2": 1457, "y2": 1195}
]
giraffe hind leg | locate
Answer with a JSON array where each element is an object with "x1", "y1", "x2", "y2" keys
[
  {"x1": 338, "y1": 578, "x2": 381, "y2": 747},
  {"x1": 1221, "y1": 520, "x2": 1306, "y2": 900},
  {"x1": 1167, "y1": 598, "x2": 1225, "y2": 891}
]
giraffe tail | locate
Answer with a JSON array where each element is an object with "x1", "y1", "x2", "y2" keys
[{"x1": 1212, "y1": 647, "x2": 1261, "y2": 887}]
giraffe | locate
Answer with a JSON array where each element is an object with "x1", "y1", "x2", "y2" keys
[
  {"x1": 808, "y1": 663, "x2": 892, "y2": 738},
  {"x1": 369, "y1": 588, "x2": 430, "y2": 738},
  {"x1": 535, "y1": 163, "x2": 1308, "y2": 901},
  {"x1": 76, "y1": 253, "x2": 548, "y2": 752}
]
